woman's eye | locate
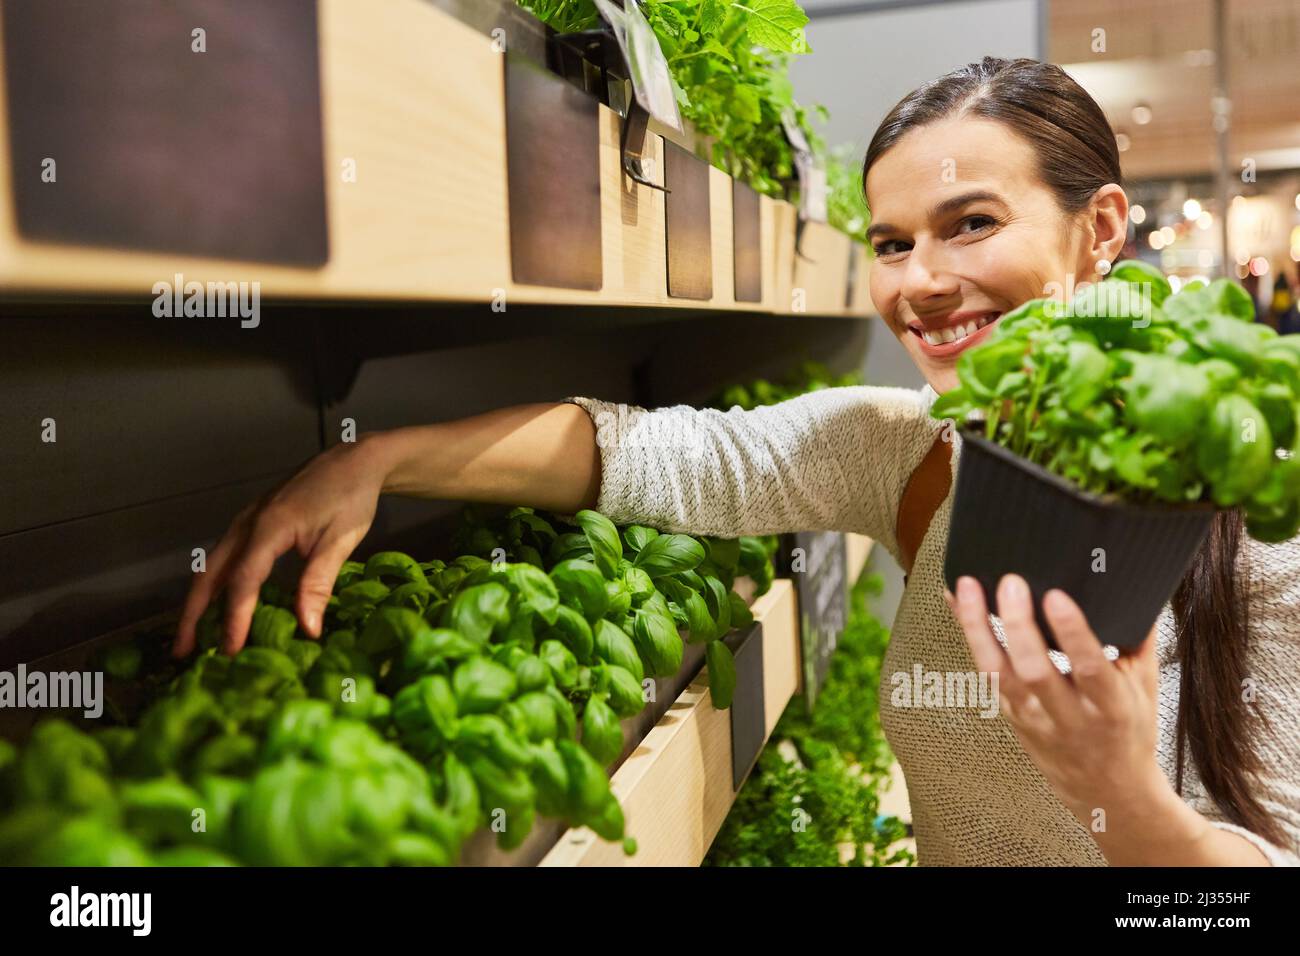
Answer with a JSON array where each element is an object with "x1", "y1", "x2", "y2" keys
[
  {"x1": 873, "y1": 239, "x2": 911, "y2": 257},
  {"x1": 956, "y1": 215, "x2": 996, "y2": 236}
]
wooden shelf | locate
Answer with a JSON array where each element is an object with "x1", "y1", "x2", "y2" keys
[
  {"x1": 538, "y1": 578, "x2": 798, "y2": 867},
  {"x1": 0, "y1": 0, "x2": 871, "y2": 319},
  {"x1": 845, "y1": 533, "x2": 875, "y2": 583}
]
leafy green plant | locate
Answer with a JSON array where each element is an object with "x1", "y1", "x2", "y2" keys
[
  {"x1": 706, "y1": 572, "x2": 912, "y2": 866},
  {"x1": 0, "y1": 506, "x2": 778, "y2": 866},
  {"x1": 518, "y1": 0, "x2": 820, "y2": 200},
  {"x1": 932, "y1": 262, "x2": 1300, "y2": 542},
  {"x1": 825, "y1": 142, "x2": 870, "y2": 244},
  {"x1": 712, "y1": 358, "x2": 862, "y2": 411}
]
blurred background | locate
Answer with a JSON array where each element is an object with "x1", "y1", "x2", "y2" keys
[{"x1": 790, "y1": 0, "x2": 1300, "y2": 618}]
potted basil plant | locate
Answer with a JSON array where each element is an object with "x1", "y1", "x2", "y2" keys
[{"x1": 932, "y1": 260, "x2": 1300, "y2": 648}]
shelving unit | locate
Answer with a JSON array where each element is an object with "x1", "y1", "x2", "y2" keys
[
  {"x1": 0, "y1": 0, "x2": 880, "y2": 870},
  {"x1": 846, "y1": 533, "x2": 876, "y2": 583},
  {"x1": 0, "y1": 0, "x2": 875, "y2": 317}
]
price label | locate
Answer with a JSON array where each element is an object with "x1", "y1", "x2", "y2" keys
[
  {"x1": 782, "y1": 108, "x2": 828, "y2": 223},
  {"x1": 788, "y1": 531, "x2": 847, "y2": 711},
  {"x1": 593, "y1": 0, "x2": 683, "y2": 132}
]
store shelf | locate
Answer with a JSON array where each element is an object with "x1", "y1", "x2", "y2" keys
[
  {"x1": 846, "y1": 533, "x2": 875, "y2": 583},
  {"x1": 848, "y1": 243, "x2": 878, "y2": 318},
  {"x1": 539, "y1": 577, "x2": 798, "y2": 867},
  {"x1": 0, "y1": 0, "x2": 869, "y2": 318}
]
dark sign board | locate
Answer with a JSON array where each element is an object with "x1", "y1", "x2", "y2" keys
[
  {"x1": 726, "y1": 621, "x2": 766, "y2": 791},
  {"x1": 663, "y1": 140, "x2": 712, "y2": 300},
  {"x1": 731, "y1": 179, "x2": 762, "y2": 302},
  {"x1": 505, "y1": 53, "x2": 603, "y2": 291},
  {"x1": 2, "y1": 0, "x2": 329, "y2": 266},
  {"x1": 782, "y1": 531, "x2": 847, "y2": 712}
]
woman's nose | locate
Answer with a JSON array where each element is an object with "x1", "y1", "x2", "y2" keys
[{"x1": 899, "y1": 239, "x2": 961, "y2": 304}]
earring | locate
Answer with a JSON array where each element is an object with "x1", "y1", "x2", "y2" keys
[{"x1": 1096, "y1": 258, "x2": 1112, "y2": 276}]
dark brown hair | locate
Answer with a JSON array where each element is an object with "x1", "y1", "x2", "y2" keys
[{"x1": 864, "y1": 56, "x2": 1284, "y2": 846}]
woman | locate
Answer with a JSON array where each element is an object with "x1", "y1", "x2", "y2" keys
[{"x1": 174, "y1": 58, "x2": 1299, "y2": 866}]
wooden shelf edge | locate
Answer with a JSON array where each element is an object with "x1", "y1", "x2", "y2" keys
[
  {"x1": 538, "y1": 578, "x2": 798, "y2": 867},
  {"x1": 845, "y1": 533, "x2": 875, "y2": 584},
  {"x1": 0, "y1": 1, "x2": 869, "y2": 322}
]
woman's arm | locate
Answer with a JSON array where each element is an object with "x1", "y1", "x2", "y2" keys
[
  {"x1": 1082, "y1": 775, "x2": 1272, "y2": 865},
  {"x1": 560, "y1": 388, "x2": 937, "y2": 542},
  {"x1": 177, "y1": 385, "x2": 934, "y2": 657},
  {"x1": 379, "y1": 401, "x2": 601, "y2": 511},
  {"x1": 175, "y1": 402, "x2": 600, "y2": 656}
]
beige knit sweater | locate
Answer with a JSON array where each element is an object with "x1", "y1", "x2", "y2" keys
[{"x1": 564, "y1": 386, "x2": 1300, "y2": 866}]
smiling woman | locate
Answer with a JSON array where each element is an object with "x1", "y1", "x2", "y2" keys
[
  {"x1": 863, "y1": 61, "x2": 1128, "y2": 392},
  {"x1": 177, "y1": 57, "x2": 1300, "y2": 867}
]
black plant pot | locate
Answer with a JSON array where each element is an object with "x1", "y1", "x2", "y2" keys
[{"x1": 943, "y1": 431, "x2": 1217, "y2": 650}]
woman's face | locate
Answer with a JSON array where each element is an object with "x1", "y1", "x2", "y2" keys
[{"x1": 866, "y1": 116, "x2": 1121, "y2": 393}]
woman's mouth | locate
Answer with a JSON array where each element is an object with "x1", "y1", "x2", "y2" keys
[{"x1": 907, "y1": 311, "x2": 1001, "y2": 356}]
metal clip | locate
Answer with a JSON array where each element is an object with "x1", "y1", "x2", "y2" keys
[
  {"x1": 548, "y1": 21, "x2": 667, "y2": 193},
  {"x1": 795, "y1": 216, "x2": 817, "y2": 263}
]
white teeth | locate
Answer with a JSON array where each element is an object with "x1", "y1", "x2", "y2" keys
[{"x1": 919, "y1": 313, "x2": 999, "y2": 347}]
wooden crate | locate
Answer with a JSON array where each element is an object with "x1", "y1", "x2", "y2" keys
[
  {"x1": 789, "y1": 220, "x2": 852, "y2": 316},
  {"x1": 847, "y1": 242, "x2": 878, "y2": 317}
]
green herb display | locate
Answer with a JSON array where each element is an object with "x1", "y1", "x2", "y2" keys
[
  {"x1": 712, "y1": 358, "x2": 863, "y2": 411},
  {"x1": 931, "y1": 263, "x2": 1300, "y2": 542},
  {"x1": 518, "y1": 0, "x2": 819, "y2": 200},
  {"x1": 0, "y1": 506, "x2": 776, "y2": 866},
  {"x1": 825, "y1": 142, "x2": 871, "y2": 244},
  {"x1": 706, "y1": 572, "x2": 911, "y2": 866}
]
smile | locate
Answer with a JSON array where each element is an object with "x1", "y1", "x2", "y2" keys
[{"x1": 907, "y1": 311, "x2": 1001, "y2": 354}]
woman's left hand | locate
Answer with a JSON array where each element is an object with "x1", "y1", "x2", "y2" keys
[{"x1": 945, "y1": 573, "x2": 1171, "y2": 831}]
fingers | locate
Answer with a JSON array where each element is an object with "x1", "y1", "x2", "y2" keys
[
  {"x1": 1115, "y1": 622, "x2": 1160, "y2": 701},
  {"x1": 296, "y1": 530, "x2": 362, "y2": 639},
  {"x1": 948, "y1": 577, "x2": 1007, "y2": 678},
  {"x1": 173, "y1": 513, "x2": 253, "y2": 657},
  {"x1": 995, "y1": 574, "x2": 1076, "y2": 721},
  {"x1": 220, "y1": 513, "x2": 297, "y2": 655},
  {"x1": 1041, "y1": 588, "x2": 1121, "y2": 709}
]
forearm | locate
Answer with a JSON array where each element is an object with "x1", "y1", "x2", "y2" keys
[
  {"x1": 1086, "y1": 772, "x2": 1270, "y2": 866},
  {"x1": 366, "y1": 402, "x2": 602, "y2": 514}
]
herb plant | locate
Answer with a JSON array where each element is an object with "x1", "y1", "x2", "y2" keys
[
  {"x1": 518, "y1": 0, "x2": 819, "y2": 199},
  {"x1": 706, "y1": 572, "x2": 912, "y2": 866},
  {"x1": 825, "y1": 142, "x2": 871, "y2": 244},
  {"x1": 932, "y1": 262, "x2": 1300, "y2": 542},
  {"x1": 0, "y1": 506, "x2": 777, "y2": 866},
  {"x1": 713, "y1": 358, "x2": 863, "y2": 411}
]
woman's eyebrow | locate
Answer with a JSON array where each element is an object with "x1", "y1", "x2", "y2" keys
[
  {"x1": 929, "y1": 189, "x2": 1007, "y2": 220},
  {"x1": 867, "y1": 189, "x2": 1009, "y2": 241}
]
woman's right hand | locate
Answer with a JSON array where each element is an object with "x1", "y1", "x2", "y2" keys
[{"x1": 173, "y1": 437, "x2": 391, "y2": 658}]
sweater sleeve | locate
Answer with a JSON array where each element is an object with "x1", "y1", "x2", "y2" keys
[{"x1": 562, "y1": 385, "x2": 940, "y2": 557}]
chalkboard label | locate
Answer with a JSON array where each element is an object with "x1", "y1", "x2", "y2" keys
[
  {"x1": 3, "y1": 0, "x2": 329, "y2": 266},
  {"x1": 725, "y1": 621, "x2": 766, "y2": 791},
  {"x1": 785, "y1": 531, "x2": 847, "y2": 712}
]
